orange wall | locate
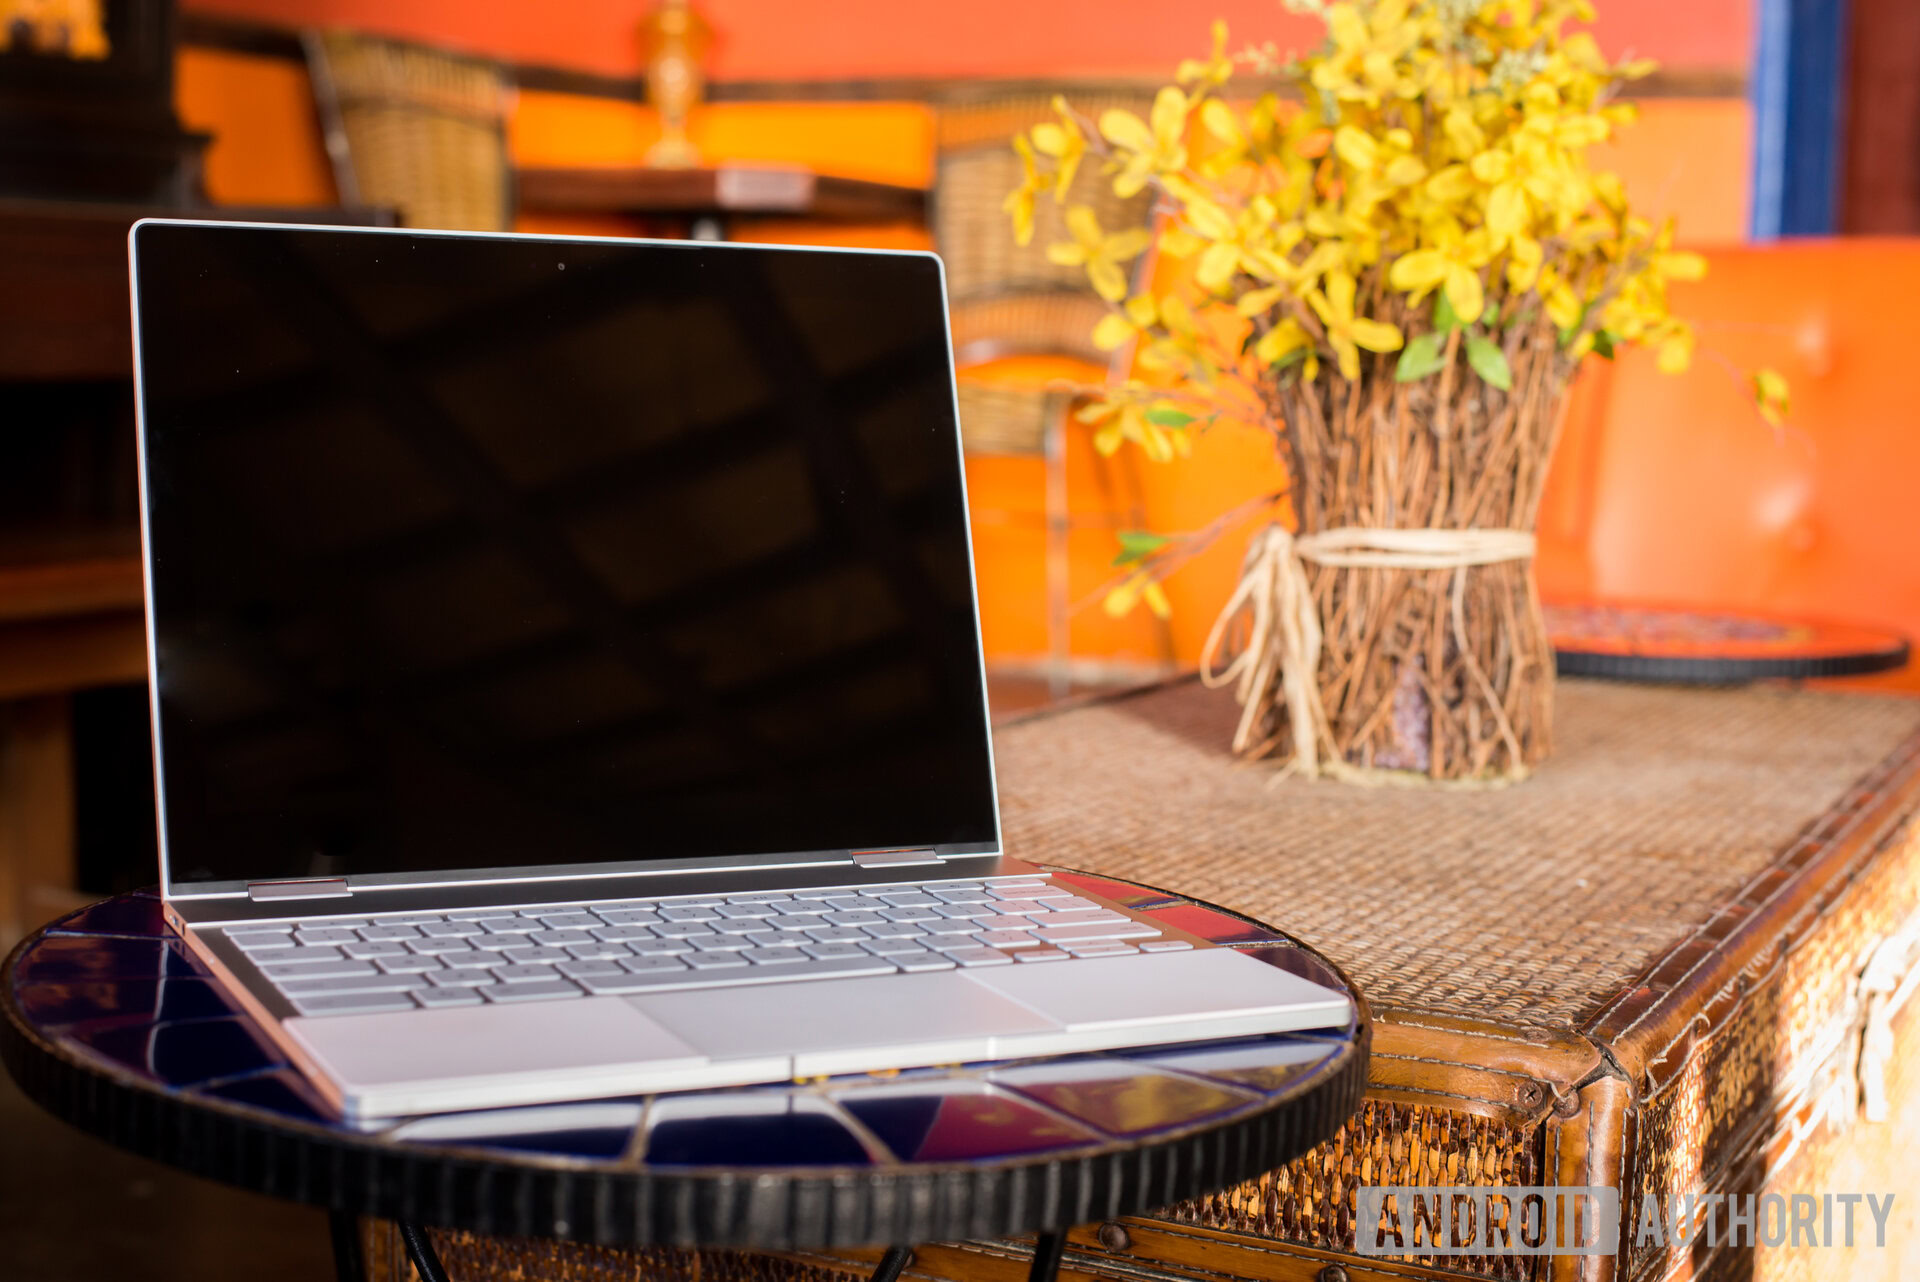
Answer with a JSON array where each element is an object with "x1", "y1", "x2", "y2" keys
[{"x1": 185, "y1": 0, "x2": 1752, "y2": 79}]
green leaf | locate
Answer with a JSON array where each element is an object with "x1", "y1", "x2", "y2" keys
[
  {"x1": 1112, "y1": 529, "x2": 1172, "y2": 566},
  {"x1": 1144, "y1": 406, "x2": 1195, "y2": 427},
  {"x1": 1433, "y1": 290, "x2": 1462, "y2": 334},
  {"x1": 1394, "y1": 331, "x2": 1447, "y2": 382},
  {"x1": 1465, "y1": 332, "x2": 1513, "y2": 390},
  {"x1": 1592, "y1": 329, "x2": 1618, "y2": 360}
]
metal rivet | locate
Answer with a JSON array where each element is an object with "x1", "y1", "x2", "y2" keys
[
  {"x1": 1554, "y1": 1091, "x2": 1582, "y2": 1118},
  {"x1": 1316, "y1": 1266, "x2": 1350, "y2": 1282},
  {"x1": 1096, "y1": 1222, "x2": 1131, "y2": 1251}
]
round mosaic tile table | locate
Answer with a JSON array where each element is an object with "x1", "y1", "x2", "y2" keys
[
  {"x1": 1546, "y1": 599, "x2": 1910, "y2": 684},
  {"x1": 0, "y1": 872, "x2": 1368, "y2": 1282}
]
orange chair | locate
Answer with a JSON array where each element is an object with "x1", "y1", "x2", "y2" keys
[{"x1": 1537, "y1": 239, "x2": 1920, "y2": 691}]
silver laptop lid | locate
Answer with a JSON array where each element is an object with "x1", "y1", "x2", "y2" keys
[{"x1": 130, "y1": 221, "x2": 1000, "y2": 900}]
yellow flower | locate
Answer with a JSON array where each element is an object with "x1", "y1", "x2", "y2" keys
[
  {"x1": 1104, "y1": 572, "x2": 1172, "y2": 620},
  {"x1": 1029, "y1": 99, "x2": 1086, "y2": 200},
  {"x1": 1388, "y1": 245, "x2": 1487, "y2": 325},
  {"x1": 1753, "y1": 368, "x2": 1791, "y2": 426},
  {"x1": 1101, "y1": 87, "x2": 1191, "y2": 198},
  {"x1": 1003, "y1": 134, "x2": 1046, "y2": 246},
  {"x1": 1306, "y1": 269, "x2": 1403, "y2": 380},
  {"x1": 1091, "y1": 294, "x2": 1160, "y2": 351},
  {"x1": 1178, "y1": 19, "x2": 1235, "y2": 89},
  {"x1": 1047, "y1": 206, "x2": 1154, "y2": 302}
]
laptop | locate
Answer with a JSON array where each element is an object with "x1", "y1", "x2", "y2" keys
[{"x1": 129, "y1": 220, "x2": 1352, "y2": 1121}]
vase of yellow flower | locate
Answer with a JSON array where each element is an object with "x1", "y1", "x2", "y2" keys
[{"x1": 1006, "y1": 0, "x2": 1786, "y2": 784}]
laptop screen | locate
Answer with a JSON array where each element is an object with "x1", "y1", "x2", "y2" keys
[{"x1": 132, "y1": 223, "x2": 999, "y2": 891}]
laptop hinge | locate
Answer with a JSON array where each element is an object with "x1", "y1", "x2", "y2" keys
[
  {"x1": 247, "y1": 878, "x2": 352, "y2": 902},
  {"x1": 850, "y1": 847, "x2": 943, "y2": 868}
]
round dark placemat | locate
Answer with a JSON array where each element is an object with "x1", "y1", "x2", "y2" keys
[
  {"x1": 0, "y1": 873, "x2": 1368, "y2": 1252},
  {"x1": 1546, "y1": 600, "x2": 1910, "y2": 684}
]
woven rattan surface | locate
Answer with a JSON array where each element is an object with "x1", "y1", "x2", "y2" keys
[{"x1": 993, "y1": 677, "x2": 1920, "y2": 1032}]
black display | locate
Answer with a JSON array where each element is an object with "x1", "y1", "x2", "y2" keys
[{"x1": 132, "y1": 223, "x2": 998, "y2": 889}]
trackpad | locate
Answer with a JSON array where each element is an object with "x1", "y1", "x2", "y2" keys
[
  {"x1": 966, "y1": 948, "x2": 1354, "y2": 1032},
  {"x1": 631, "y1": 971, "x2": 1062, "y2": 1076}
]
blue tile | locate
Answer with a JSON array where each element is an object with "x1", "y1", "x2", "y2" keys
[
  {"x1": 838, "y1": 1087, "x2": 1097, "y2": 1162},
  {"x1": 17, "y1": 978, "x2": 237, "y2": 1029},
  {"x1": 1118, "y1": 1035, "x2": 1346, "y2": 1095},
  {"x1": 13, "y1": 936, "x2": 199, "y2": 987},
  {"x1": 196, "y1": 1070, "x2": 333, "y2": 1124},
  {"x1": 50, "y1": 897, "x2": 167, "y2": 938},
  {"x1": 644, "y1": 1100, "x2": 871, "y2": 1167},
  {"x1": 66, "y1": 1016, "x2": 282, "y2": 1087}
]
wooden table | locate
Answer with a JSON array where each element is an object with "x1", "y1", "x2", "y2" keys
[{"x1": 515, "y1": 164, "x2": 928, "y2": 238}]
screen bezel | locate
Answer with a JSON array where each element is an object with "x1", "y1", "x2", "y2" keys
[{"x1": 130, "y1": 220, "x2": 1004, "y2": 901}]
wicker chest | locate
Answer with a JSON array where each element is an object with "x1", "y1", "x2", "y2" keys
[
  {"x1": 761, "y1": 677, "x2": 1920, "y2": 1282},
  {"x1": 372, "y1": 677, "x2": 1920, "y2": 1282}
]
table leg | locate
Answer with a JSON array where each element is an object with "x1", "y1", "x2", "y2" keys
[
  {"x1": 398, "y1": 1220, "x2": 453, "y2": 1282},
  {"x1": 328, "y1": 1211, "x2": 365, "y2": 1282},
  {"x1": 1027, "y1": 1229, "x2": 1067, "y2": 1282},
  {"x1": 869, "y1": 1245, "x2": 913, "y2": 1282}
]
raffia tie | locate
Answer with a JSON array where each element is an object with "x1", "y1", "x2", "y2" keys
[{"x1": 1200, "y1": 524, "x2": 1538, "y2": 779}]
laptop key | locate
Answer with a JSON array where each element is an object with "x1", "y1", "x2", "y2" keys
[
  {"x1": 429, "y1": 948, "x2": 491, "y2": 968},
  {"x1": 620, "y1": 955, "x2": 693, "y2": 974},
  {"x1": 380, "y1": 914, "x2": 448, "y2": 926},
  {"x1": 801, "y1": 927, "x2": 871, "y2": 944},
  {"x1": 293, "y1": 927, "x2": 360, "y2": 945},
  {"x1": 1034, "y1": 921, "x2": 1161, "y2": 943},
  {"x1": 986, "y1": 900, "x2": 1048, "y2": 917},
  {"x1": 931, "y1": 903, "x2": 993, "y2": 919},
  {"x1": 530, "y1": 929, "x2": 594, "y2": 946},
  {"x1": 824, "y1": 910, "x2": 884, "y2": 926},
  {"x1": 501, "y1": 947, "x2": 569, "y2": 964},
  {"x1": 685, "y1": 952, "x2": 750, "y2": 970},
  {"x1": 930, "y1": 888, "x2": 994, "y2": 904},
  {"x1": 1065, "y1": 942, "x2": 1138, "y2": 958},
  {"x1": 412, "y1": 987, "x2": 484, "y2": 1008},
  {"x1": 1034, "y1": 910, "x2": 1129, "y2": 928},
  {"x1": 581, "y1": 955, "x2": 897, "y2": 993},
  {"x1": 742, "y1": 946, "x2": 807, "y2": 965},
  {"x1": 659, "y1": 907, "x2": 720, "y2": 923},
  {"x1": 418, "y1": 921, "x2": 484, "y2": 938},
  {"x1": 891, "y1": 951, "x2": 959, "y2": 972},
  {"x1": 862, "y1": 921, "x2": 928, "y2": 940},
  {"x1": 279, "y1": 971, "x2": 423, "y2": 995},
  {"x1": 478, "y1": 980, "x2": 584, "y2": 1003},
  {"x1": 1016, "y1": 949, "x2": 1073, "y2": 963},
  {"x1": 489, "y1": 963, "x2": 563, "y2": 982},
  {"x1": 594, "y1": 910, "x2": 661, "y2": 926},
  {"x1": 342, "y1": 941, "x2": 407, "y2": 959},
  {"x1": 711, "y1": 918, "x2": 764, "y2": 935},
  {"x1": 655, "y1": 922, "x2": 717, "y2": 938},
  {"x1": 942, "y1": 946, "x2": 1015, "y2": 967},
  {"x1": 629, "y1": 940, "x2": 693, "y2": 956},
  {"x1": 801, "y1": 942, "x2": 870, "y2": 960},
  {"x1": 358, "y1": 925, "x2": 424, "y2": 942},
  {"x1": 590, "y1": 925, "x2": 656, "y2": 941},
  {"x1": 557, "y1": 960, "x2": 626, "y2": 979},
  {"x1": 716, "y1": 904, "x2": 777, "y2": 919},
  {"x1": 1138, "y1": 939, "x2": 1194, "y2": 952},
  {"x1": 742, "y1": 929, "x2": 812, "y2": 948},
  {"x1": 974, "y1": 930, "x2": 1041, "y2": 949},
  {"x1": 530, "y1": 912, "x2": 599, "y2": 928},
  {"x1": 412, "y1": 937, "x2": 483, "y2": 954},
  {"x1": 566, "y1": 942, "x2": 635, "y2": 960},
  {"x1": 478, "y1": 918, "x2": 541, "y2": 934},
  {"x1": 920, "y1": 918, "x2": 980, "y2": 935},
  {"x1": 375, "y1": 955, "x2": 445, "y2": 974},
  {"x1": 770, "y1": 912, "x2": 827, "y2": 931},
  {"x1": 470, "y1": 935, "x2": 521, "y2": 951},
  {"x1": 875, "y1": 892, "x2": 939, "y2": 908},
  {"x1": 228, "y1": 932, "x2": 297, "y2": 951},
  {"x1": 290, "y1": 991, "x2": 419, "y2": 1016},
  {"x1": 687, "y1": 935, "x2": 751, "y2": 953},
  {"x1": 861, "y1": 937, "x2": 931, "y2": 955},
  {"x1": 256, "y1": 945, "x2": 345, "y2": 966},
  {"x1": 427, "y1": 968, "x2": 495, "y2": 986}
]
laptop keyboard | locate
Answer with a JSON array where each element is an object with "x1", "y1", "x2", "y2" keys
[{"x1": 218, "y1": 875, "x2": 1193, "y2": 1017}]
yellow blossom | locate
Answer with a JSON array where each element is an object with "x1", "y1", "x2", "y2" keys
[
  {"x1": 1306, "y1": 269, "x2": 1404, "y2": 379},
  {"x1": 1047, "y1": 206, "x2": 1154, "y2": 302}
]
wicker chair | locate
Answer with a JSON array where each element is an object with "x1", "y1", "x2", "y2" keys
[
  {"x1": 933, "y1": 90, "x2": 1169, "y2": 693},
  {"x1": 303, "y1": 29, "x2": 514, "y2": 232}
]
